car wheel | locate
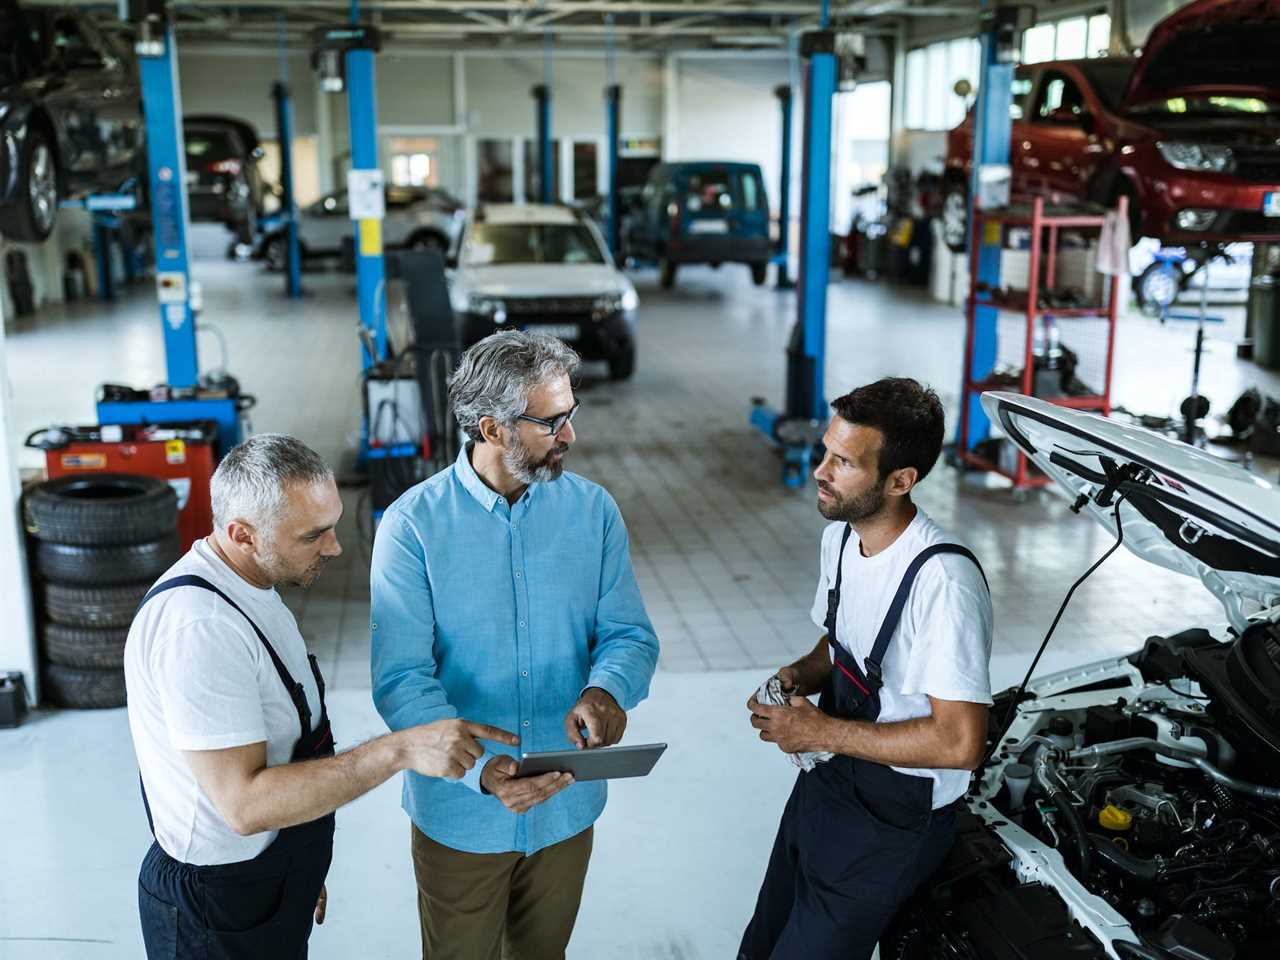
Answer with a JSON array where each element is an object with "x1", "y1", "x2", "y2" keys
[
  {"x1": 408, "y1": 232, "x2": 446, "y2": 254},
  {"x1": 608, "y1": 345, "x2": 636, "y2": 381},
  {"x1": 751, "y1": 262, "x2": 768, "y2": 286},
  {"x1": 941, "y1": 180, "x2": 968, "y2": 253},
  {"x1": 660, "y1": 258, "x2": 677, "y2": 289},
  {"x1": 0, "y1": 126, "x2": 59, "y2": 243}
]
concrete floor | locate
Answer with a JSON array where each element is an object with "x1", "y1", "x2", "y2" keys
[{"x1": 3, "y1": 227, "x2": 1278, "y2": 957}]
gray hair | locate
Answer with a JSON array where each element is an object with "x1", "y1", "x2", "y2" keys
[
  {"x1": 210, "y1": 433, "x2": 333, "y2": 533},
  {"x1": 449, "y1": 330, "x2": 580, "y2": 442}
]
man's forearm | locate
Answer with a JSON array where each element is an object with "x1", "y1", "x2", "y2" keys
[
  {"x1": 820, "y1": 715, "x2": 977, "y2": 770},
  {"x1": 235, "y1": 734, "x2": 405, "y2": 835},
  {"x1": 788, "y1": 637, "x2": 833, "y2": 696}
]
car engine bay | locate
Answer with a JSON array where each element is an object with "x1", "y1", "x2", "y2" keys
[{"x1": 884, "y1": 620, "x2": 1280, "y2": 960}]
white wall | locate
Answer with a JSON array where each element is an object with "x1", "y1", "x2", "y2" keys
[
  {"x1": 178, "y1": 52, "x2": 319, "y2": 137},
  {"x1": 0, "y1": 311, "x2": 37, "y2": 705}
]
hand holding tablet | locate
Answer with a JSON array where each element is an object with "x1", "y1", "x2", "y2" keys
[{"x1": 516, "y1": 743, "x2": 668, "y2": 782}]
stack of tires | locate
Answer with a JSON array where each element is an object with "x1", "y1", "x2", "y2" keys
[{"x1": 24, "y1": 474, "x2": 180, "y2": 709}]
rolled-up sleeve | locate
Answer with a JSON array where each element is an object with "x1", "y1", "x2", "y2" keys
[
  {"x1": 371, "y1": 511, "x2": 493, "y2": 792},
  {"x1": 585, "y1": 496, "x2": 659, "y2": 711}
]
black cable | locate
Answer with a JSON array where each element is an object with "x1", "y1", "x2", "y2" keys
[{"x1": 979, "y1": 497, "x2": 1130, "y2": 771}]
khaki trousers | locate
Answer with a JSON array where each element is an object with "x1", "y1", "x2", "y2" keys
[{"x1": 411, "y1": 824, "x2": 593, "y2": 960}]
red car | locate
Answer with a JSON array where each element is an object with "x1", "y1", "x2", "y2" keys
[{"x1": 942, "y1": 0, "x2": 1280, "y2": 251}]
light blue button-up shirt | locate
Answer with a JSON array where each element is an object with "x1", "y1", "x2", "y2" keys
[{"x1": 370, "y1": 445, "x2": 659, "y2": 855}]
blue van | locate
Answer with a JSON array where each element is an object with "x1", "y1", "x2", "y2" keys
[{"x1": 624, "y1": 161, "x2": 771, "y2": 289}]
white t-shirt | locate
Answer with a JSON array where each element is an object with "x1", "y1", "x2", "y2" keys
[
  {"x1": 125, "y1": 539, "x2": 323, "y2": 865},
  {"x1": 808, "y1": 507, "x2": 993, "y2": 808}
]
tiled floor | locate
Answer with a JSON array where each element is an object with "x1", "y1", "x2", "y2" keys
[{"x1": 8, "y1": 233, "x2": 1275, "y2": 684}]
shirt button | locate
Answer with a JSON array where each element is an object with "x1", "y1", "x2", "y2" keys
[
  {"x1": 522, "y1": 720, "x2": 530, "y2": 727},
  {"x1": 371, "y1": 623, "x2": 378, "y2": 630},
  {"x1": 515, "y1": 572, "x2": 521, "y2": 578},
  {"x1": 522, "y1": 670, "x2": 529, "y2": 678},
  {"x1": 519, "y1": 620, "x2": 526, "y2": 628}
]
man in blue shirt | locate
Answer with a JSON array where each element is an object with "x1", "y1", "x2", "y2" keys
[{"x1": 371, "y1": 330, "x2": 660, "y2": 960}]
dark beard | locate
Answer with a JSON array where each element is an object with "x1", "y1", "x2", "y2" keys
[{"x1": 817, "y1": 480, "x2": 886, "y2": 523}]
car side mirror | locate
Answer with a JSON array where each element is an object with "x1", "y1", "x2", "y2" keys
[{"x1": 445, "y1": 254, "x2": 458, "y2": 270}]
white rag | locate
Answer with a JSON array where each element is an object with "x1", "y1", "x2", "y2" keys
[
  {"x1": 1097, "y1": 208, "x2": 1131, "y2": 276},
  {"x1": 754, "y1": 674, "x2": 834, "y2": 772}
]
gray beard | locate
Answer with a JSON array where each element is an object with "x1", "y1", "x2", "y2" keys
[{"x1": 503, "y1": 439, "x2": 567, "y2": 485}]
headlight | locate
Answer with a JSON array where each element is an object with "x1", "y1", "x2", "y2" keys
[
  {"x1": 591, "y1": 293, "x2": 624, "y2": 318},
  {"x1": 1157, "y1": 141, "x2": 1234, "y2": 173},
  {"x1": 620, "y1": 287, "x2": 639, "y2": 312},
  {"x1": 470, "y1": 295, "x2": 507, "y2": 323}
]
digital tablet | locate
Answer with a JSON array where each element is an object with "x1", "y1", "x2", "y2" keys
[{"x1": 515, "y1": 743, "x2": 667, "y2": 782}]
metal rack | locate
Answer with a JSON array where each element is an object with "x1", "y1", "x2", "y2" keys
[{"x1": 959, "y1": 195, "x2": 1125, "y2": 491}]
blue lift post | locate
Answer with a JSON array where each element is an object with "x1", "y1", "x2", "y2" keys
[
  {"x1": 960, "y1": 4, "x2": 1016, "y2": 449},
  {"x1": 749, "y1": 27, "x2": 837, "y2": 486},
  {"x1": 345, "y1": 8, "x2": 387, "y2": 368},
  {"x1": 532, "y1": 84, "x2": 553, "y2": 203},
  {"x1": 605, "y1": 84, "x2": 622, "y2": 257},
  {"x1": 100, "y1": 3, "x2": 240, "y2": 453},
  {"x1": 774, "y1": 84, "x2": 794, "y2": 290},
  {"x1": 272, "y1": 81, "x2": 303, "y2": 298}
]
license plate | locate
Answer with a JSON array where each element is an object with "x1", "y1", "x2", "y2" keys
[
  {"x1": 530, "y1": 323, "x2": 579, "y2": 340},
  {"x1": 1265, "y1": 192, "x2": 1280, "y2": 217},
  {"x1": 688, "y1": 218, "x2": 729, "y2": 234}
]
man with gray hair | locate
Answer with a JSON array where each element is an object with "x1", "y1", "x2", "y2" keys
[
  {"x1": 126, "y1": 433, "x2": 517, "y2": 960},
  {"x1": 371, "y1": 330, "x2": 659, "y2": 959}
]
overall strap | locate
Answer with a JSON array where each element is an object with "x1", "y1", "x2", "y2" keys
[
  {"x1": 139, "y1": 575, "x2": 309, "y2": 727},
  {"x1": 824, "y1": 524, "x2": 855, "y2": 645},
  {"x1": 863, "y1": 544, "x2": 988, "y2": 690}
]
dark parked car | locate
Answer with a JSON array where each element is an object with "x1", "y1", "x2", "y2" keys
[
  {"x1": 0, "y1": 1, "x2": 144, "y2": 242},
  {"x1": 624, "y1": 161, "x2": 771, "y2": 288},
  {"x1": 184, "y1": 115, "x2": 266, "y2": 242},
  {"x1": 942, "y1": 0, "x2": 1280, "y2": 251}
]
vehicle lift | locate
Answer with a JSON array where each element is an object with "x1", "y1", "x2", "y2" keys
[
  {"x1": 273, "y1": 16, "x2": 303, "y2": 299},
  {"x1": 773, "y1": 84, "x2": 794, "y2": 290},
  {"x1": 98, "y1": 0, "x2": 244, "y2": 454},
  {"x1": 749, "y1": 15, "x2": 841, "y2": 486}
]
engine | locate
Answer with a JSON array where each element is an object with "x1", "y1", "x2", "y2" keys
[{"x1": 1002, "y1": 702, "x2": 1280, "y2": 957}]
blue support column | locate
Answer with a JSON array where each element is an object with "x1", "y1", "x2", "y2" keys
[
  {"x1": 793, "y1": 36, "x2": 836, "y2": 423},
  {"x1": 346, "y1": 33, "x2": 386, "y2": 365},
  {"x1": 605, "y1": 84, "x2": 621, "y2": 256},
  {"x1": 774, "y1": 84, "x2": 794, "y2": 290},
  {"x1": 272, "y1": 80, "x2": 303, "y2": 299},
  {"x1": 138, "y1": 26, "x2": 199, "y2": 389},
  {"x1": 961, "y1": 17, "x2": 1014, "y2": 447},
  {"x1": 532, "y1": 84, "x2": 553, "y2": 203}
]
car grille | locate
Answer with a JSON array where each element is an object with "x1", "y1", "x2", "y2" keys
[
  {"x1": 502, "y1": 296, "x2": 598, "y2": 317},
  {"x1": 1233, "y1": 147, "x2": 1280, "y2": 183}
]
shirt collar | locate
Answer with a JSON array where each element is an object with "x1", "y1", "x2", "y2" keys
[{"x1": 454, "y1": 443, "x2": 539, "y2": 513}]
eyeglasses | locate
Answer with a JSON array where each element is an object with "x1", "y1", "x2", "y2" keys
[{"x1": 515, "y1": 399, "x2": 580, "y2": 437}]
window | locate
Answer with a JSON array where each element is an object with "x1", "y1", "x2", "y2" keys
[
  {"x1": 1034, "y1": 73, "x2": 1086, "y2": 122},
  {"x1": 1087, "y1": 14, "x2": 1111, "y2": 57},
  {"x1": 572, "y1": 142, "x2": 598, "y2": 200},
  {"x1": 1010, "y1": 72, "x2": 1034, "y2": 120},
  {"x1": 905, "y1": 47, "x2": 926, "y2": 130},
  {"x1": 1022, "y1": 11, "x2": 1111, "y2": 64},
  {"x1": 477, "y1": 139, "x2": 513, "y2": 203},
  {"x1": 463, "y1": 223, "x2": 605, "y2": 267},
  {"x1": 740, "y1": 170, "x2": 760, "y2": 212},
  {"x1": 522, "y1": 139, "x2": 561, "y2": 202},
  {"x1": 51, "y1": 17, "x2": 101, "y2": 69},
  {"x1": 904, "y1": 37, "x2": 981, "y2": 132}
]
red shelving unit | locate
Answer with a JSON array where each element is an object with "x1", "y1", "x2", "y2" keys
[{"x1": 959, "y1": 195, "x2": 1125, "y2": 491}]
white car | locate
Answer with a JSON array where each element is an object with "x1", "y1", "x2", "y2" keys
[
  {"x1": 448, "y1": 204, "x2": 639, "y2": 380},
  {"x1": 259, "y1": 185, "x2": 465, "y2": 271},
  {"x1": 885, "y1": 392, "x2": 1280, "y2": 960}
]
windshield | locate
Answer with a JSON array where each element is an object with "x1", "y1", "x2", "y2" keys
[
  {"x1": 464, "y1": 222, "x2": 605, "y2": 266},
  {"x1": 1129, "y1": 94, "x2": 1280, "y2": 118},
  {"x1": 185, "y1": 131, "x2": 238, "y2": 165},
  {"x1": 1077, "y1": 59, "x2": 1135, "y2": 112}
]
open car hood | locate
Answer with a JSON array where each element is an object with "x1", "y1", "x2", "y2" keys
[
  {"x1": 981, "y1": 392, "x2": 1280, "y2": 632},
  {"x1": 1120, "y1": 0, "x2": 1280, "y2": 112}
]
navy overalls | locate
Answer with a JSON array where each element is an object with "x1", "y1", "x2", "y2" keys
[
  {"x1": 739, "y1": 527, "x2": 988, "y2": 960},
  {"x1": 135, "y1": 575, "x2": 336, "y2": 960}
]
